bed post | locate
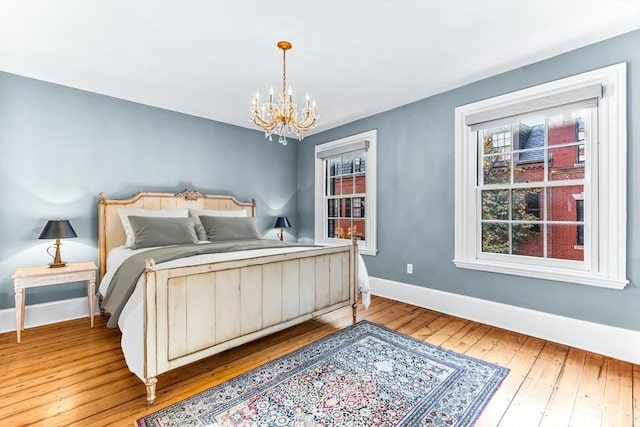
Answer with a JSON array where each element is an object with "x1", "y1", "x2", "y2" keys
[
  {"x1": 352, "y1": 238, "x2": 358, "y2": 324},
  {"x1": 143, "y1": 258, "x2": 158, "y2": 405},
  {"x1": 98, "y1": 192, "x2": 106, "y2": 315}
]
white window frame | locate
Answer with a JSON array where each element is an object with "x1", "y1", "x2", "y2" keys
[
  {"x1": 454, "y1": 63, "x2": 627, "y2": 289},
  {"x1": 314, "y1": 130, "x2": 377, "y2": 255}
]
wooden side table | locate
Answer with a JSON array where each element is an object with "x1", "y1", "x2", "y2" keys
[{"x1": 12, "y1": 262, "x2": 97, "y2": 343}]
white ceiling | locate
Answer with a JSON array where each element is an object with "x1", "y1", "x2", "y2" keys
[{"x1": 1, "y1": 1, "x2": 639, "y2": 136}]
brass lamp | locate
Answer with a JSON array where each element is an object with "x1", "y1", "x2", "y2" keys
[
  {"x1": 274, "y1": 216, "x2": 291, "y2": 241},
  {"x1": 39, "y1": 219, "x2": 77, "y2": 268}
]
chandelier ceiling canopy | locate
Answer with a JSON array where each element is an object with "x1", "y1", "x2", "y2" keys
[{"x1": 250, "y1": 41, "x2": 319, "y2": 145}]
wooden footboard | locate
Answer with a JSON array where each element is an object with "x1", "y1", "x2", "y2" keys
[{"x1": 141, "y1": 243, "x2": 357, "y2": 404}]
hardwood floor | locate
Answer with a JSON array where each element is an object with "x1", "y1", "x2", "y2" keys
[{"x1": 1, "y1": 295, "x2": 637, "y2": 426}]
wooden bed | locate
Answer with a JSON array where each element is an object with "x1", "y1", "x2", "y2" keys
[{"x1": 98, "y1": 189, "x2": 358, "y2": 404}]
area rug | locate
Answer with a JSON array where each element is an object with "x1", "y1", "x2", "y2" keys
[{"x1": 136, "y1": 320, "x2": 509, "y2": 426}]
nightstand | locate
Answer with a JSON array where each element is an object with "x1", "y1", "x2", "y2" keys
[{"x1": 12, "y1": 262, "x2": 97, "y2": 343}]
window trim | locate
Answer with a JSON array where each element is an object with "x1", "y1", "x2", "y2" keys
[
  {"x1": 314, "y1": 130, "x2": 377, "y2": 255},
  {"x1": 454, "y1": 63, "x2": 627, "y2": 289}
]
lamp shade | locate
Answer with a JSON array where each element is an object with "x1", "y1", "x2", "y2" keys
[
  {"x1": 274, "y1": 216, "x2": 291, "y2": 229},
  {"x1": 38, "y1": 220, "x2": 78, "y2": 240}
]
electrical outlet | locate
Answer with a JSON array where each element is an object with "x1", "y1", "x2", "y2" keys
[{"x1": 407, "y1": 263, "x2": 413, "y2": 274}]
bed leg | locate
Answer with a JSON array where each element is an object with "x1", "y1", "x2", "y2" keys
[
  {"x1": 144, "y1": 377, "x2": 158, "y2": 405},
  {"x1": 352, "y1": 302, "x2": 357, "y2": 324}
]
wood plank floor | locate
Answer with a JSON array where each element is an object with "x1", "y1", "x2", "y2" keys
[{"x1": 0, "y1": 295, "x2": 637, "y2": 426}]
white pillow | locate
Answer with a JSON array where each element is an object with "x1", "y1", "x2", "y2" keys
[
  {"x1": 117, "y1": 208, "x2": 189, "y2": 248},
  {"x1": 188, "y1": 208, "x2": 248, "y2": 240}
]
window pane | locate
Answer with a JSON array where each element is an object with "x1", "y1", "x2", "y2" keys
[
  {"x1": 549, "y1": 147, "x2": 585, "y2": 181},
  {"x1": 327, "y1": 219, "x2": 335, "y2": 239},
  {"x1": 482, "y1": 223, "x2": 509, "y2": 254},
  {"x1": 548, "y1": 110, "x2": 586, "y2": 146},
  {"x1": 327, "y1": 198, "x2": 339, "y2": 219},
  {"x1": 513, "y1": 118, "x2": 545, "y2": 184},
  {"x1": 512, "y1": 224, "x2": 543, "y2": 257},
  {"x1": 548, "y1": 186, "x2": 583, "y2": 222},
  {"x1": 355, "y1": 151, "x2": 366, "y2": 172},
  {"x1": 336, "y1": 219, "x2": 352, "y2": 239},
  {"x1": 576, "y1": 199, "x2": 584, "y2": 246},
  {"x1": 352, "y1": 197, "x2": 365, "y2": 218},
  {"x1": 341, "y1": 154, "x2": 354, "y2": 175},
  {"x1": 339, "y1": 176, "x2": 353, "y2": 195},
  {"x1": 482, "y1": 190, "x2": 509, "y2": 220},
  {"x1": 577, "y1": 144, "x2": 585, "y2": 163},
  {"x1": 483, "y1": 154, "x2": 511, "y2": 184},
  {"x1": 547, "y1": 224, "x2": 584, "y2": 261},
  {"x1": 328, "y1": 177, "x2": 339, "y2": 195},
  {"x1": 513, "y1": 159, "x2": 545, "y2": 183},
  {"x1": 329, "y1": 159, "x2": 339, "y2": 176},
  {"x1": 354, "y1": 174, "x2": 366, "y2": 194},
  {"x1": 481, "y1": 127, "x2": 513, "y2": 156},
  {"x1": 352, "y1": 219, "x2": 365, "y2": 241},
  {"x1": 512, "y1": 188, "x2": 543, "y2": 221}
]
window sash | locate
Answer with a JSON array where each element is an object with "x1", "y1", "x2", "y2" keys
[
  {"x1": 324, "y1": 158, "x2": 367, "y2": 242},
  {"x1": 475, "y1": 106, "x2": 594, "y2": 264}
]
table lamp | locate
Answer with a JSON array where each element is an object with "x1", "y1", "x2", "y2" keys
[
  {"x1": 39, "y1": 219, "x2": 77, "y2": 268},
  {"x1": 274, "y1": 216, "x2": 291, "y2": 241}
]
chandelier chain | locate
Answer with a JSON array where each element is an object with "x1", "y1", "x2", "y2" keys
[{"x1": 282, "y1": 48, "x2": 287, "y2": 100}]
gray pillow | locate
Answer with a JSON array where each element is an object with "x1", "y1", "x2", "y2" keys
[
  {"x1": 128, "y1": 216, "x2": 199, "y2": 249},
  {"x1": 199, "y1": 216, "x2": 261, "y2": 242}
]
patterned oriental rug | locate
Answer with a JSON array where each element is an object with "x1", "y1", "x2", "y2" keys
[{"x1": 136, "y1": 321, "x2": 509, "y2": 426}]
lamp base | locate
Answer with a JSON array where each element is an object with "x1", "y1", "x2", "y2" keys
[
  {"x1": 48, "y1": 261, "x2": 68, "y2": 268},
  {"x1": 47, "y1": 239, "x2": 67, "y2": 268}
]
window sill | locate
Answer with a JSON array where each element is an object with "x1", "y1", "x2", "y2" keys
[
  {"x1": 453, "y1": 258, "x2": 627, "y2": 290},
  {"x1": 316, "y1": 241, "x2": 377, "y2": 256},
  {"x1": 358, "y1": 248, "x2": 378, "y2": 256}
]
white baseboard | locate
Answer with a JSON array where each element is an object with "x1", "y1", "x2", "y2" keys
[
  {"x1": 0, "y1": 296, "x2": 98, "y2": 335},
  {"x1": 369, "y1": 277, "x2": 640, "y2": 364},
  {"x1": 3, "y1": 280, "x2": 637, "y2": 364}
]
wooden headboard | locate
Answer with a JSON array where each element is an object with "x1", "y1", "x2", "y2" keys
[{"x1": 97, "y1": 188, "x2": 256, "y2": 279}]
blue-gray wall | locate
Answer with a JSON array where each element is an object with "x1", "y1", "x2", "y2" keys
[
  {"x1": 0, "y1": 72, "x2": 297, "y2": 310},
  {"x1": 297, "y1": 30, "x2": 640, "y2": 331}
]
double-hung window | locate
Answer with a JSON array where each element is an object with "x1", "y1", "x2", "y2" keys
[
  {"x1": 315, "y1": 130, "x2": 377, "y2": 255},
  {"x1": 454, "y1": 63, "x2": 627, "y2": 289}
]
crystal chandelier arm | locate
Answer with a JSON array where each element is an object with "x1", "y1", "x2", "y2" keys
[
  {"x1": 290, "y1": 118, "x2": 318, "y2": 133},
  {"x1": 252, "y1": 113, "x2": 279, "y2": 132}
]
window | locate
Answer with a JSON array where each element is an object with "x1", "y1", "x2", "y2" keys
[
  {"x1": 454, "y1": 63, "x2": 627, "y2": 289},
  {"x1": 315, "y1": 130, "x2": 377, "y2": 255}
]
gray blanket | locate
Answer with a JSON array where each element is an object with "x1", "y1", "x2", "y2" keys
[{"x1": 102, "y1": 240, "x2": 310, "y2": 328}]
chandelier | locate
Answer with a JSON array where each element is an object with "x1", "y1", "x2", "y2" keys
[{"x1": 250, "y1": 41, "x2": 319, "y2": 145}]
